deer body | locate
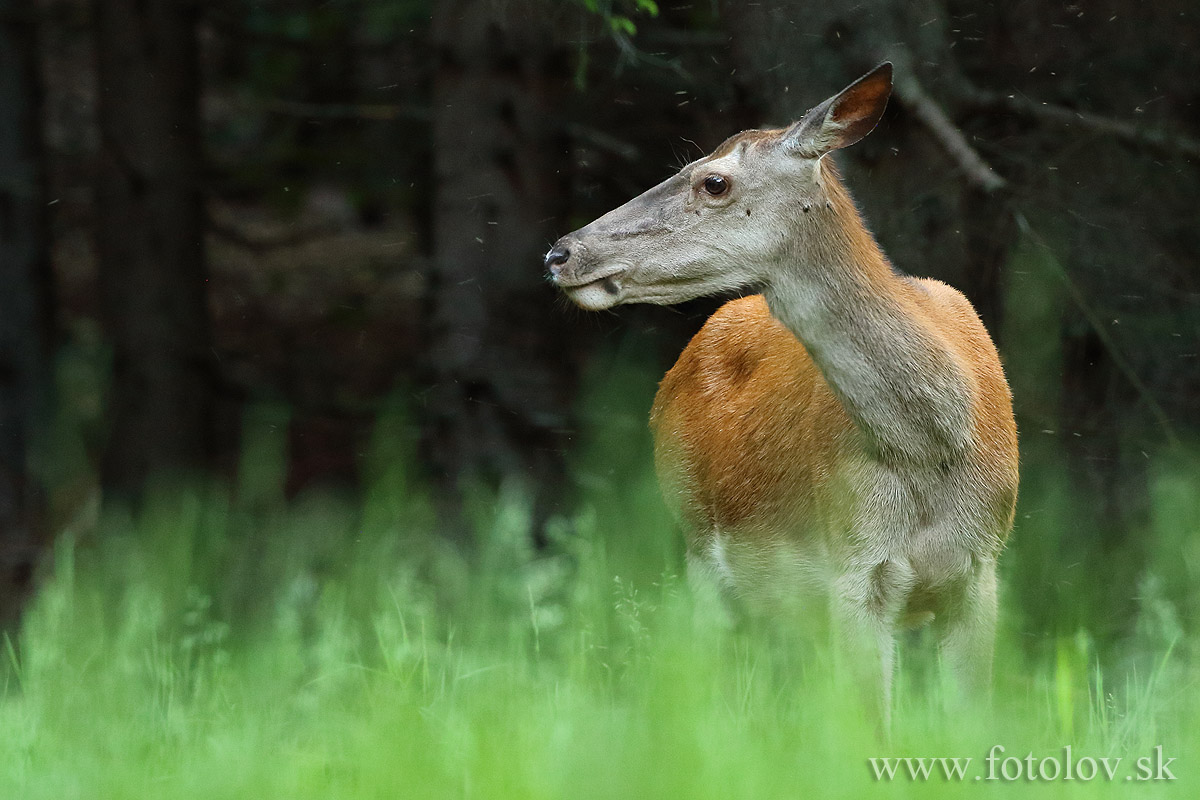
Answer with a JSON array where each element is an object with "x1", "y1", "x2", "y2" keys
[{"x1": 548, "y1": 64, "x2": 1018, "y2": 720}]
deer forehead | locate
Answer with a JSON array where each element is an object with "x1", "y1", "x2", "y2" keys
[{"x1": 698, "y1": 140, "x2": 819, "y2": 188}]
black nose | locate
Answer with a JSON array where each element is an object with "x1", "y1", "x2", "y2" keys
[{"x1": 544, "y1": 245, "x2": 571, "y2": 275}]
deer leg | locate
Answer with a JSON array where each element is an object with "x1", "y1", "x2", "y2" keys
[
  {"x1": 935, "y1": 556, "x2": 998, "y2": 708},
  {"x1": 686, "y1": 544, "x2": 739, "y2": 630},
  {"x1": 832, "y1": 559, "x2": 917, "y2": 734}
]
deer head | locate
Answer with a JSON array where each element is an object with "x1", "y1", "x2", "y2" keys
[{"x1": 547, "y1": 63, "x2": 893, "y2": 311}]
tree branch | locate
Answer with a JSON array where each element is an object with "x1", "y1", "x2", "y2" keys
[
  {"x1": 566, "y1": 121, "x2": 641, "y2": 161},
  {"x1": 890, "y1": 60, "x2": 1007, "y2": 193},
  {"x1": 962, "y1": 88, "x2": 1200, "y2": 162},
  {"x1": 1013, "y1": 211, "x2": 1181, "y2": 450},
  {"x1": 205, "y1": 211, "x2": 339, "y2": 253},
  {"x1": 229, "y1": 98, "x2": 643, "y2": 161},
  {"x1": 255, "y1": 98, "x2": 431, "y2": 123}
]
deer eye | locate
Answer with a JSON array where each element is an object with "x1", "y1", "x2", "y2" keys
[{"x1": 702, "y1": 174, "x2": 729, "y2": 196}]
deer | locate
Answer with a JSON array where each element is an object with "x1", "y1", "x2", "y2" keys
[{"x1": 545, "y1": 63, "x2": 1018, "y2": 725}]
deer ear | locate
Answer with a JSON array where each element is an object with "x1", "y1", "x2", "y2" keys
[{"x1": 783, "y1": 62, "x2": 893, "y2": 158}]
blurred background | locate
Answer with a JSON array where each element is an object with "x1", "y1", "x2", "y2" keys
[{"x1": 1, "y1": 0, "x2": 1198, "y2": 650}]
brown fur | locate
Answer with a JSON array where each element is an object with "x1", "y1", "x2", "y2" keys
[
  {"x1": 550, "y1": 63, "x2": 1018, "y2": 722},
  {"x1": 652, "y1": 156, "x2": 1017, "y2": 564},
  {"x1": 652, "y1": 281, "x2": 1018, "y2": 556}
]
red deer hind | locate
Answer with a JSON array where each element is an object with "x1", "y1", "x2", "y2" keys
[{"x1": 547, "y1": 63, "x2": 1019, "y2": 723}]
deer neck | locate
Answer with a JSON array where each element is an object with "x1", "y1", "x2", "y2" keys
[{"x1": 760, "y1": 165, "x2": 972, "y2": 466}]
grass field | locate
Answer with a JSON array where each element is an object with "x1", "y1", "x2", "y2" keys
[{"x1": 2, "y1": 344, "x2": 1197, "y2": 799}]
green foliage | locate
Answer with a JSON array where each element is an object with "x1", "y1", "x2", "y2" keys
[
  {"x1": 575, "y1": 0, "x2": 660, "y2": 36},
  {"x1": 568, "y1": 0, "x2": 662, "y2": 89},
  {"x1": 360, "y1": 0, "x2": 435, "y2": 40},
  {"x1": 2, "y1": 345, "x2": 1199, "y2": 797}
]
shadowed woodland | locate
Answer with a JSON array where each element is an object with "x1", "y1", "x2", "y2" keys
[
  {"x1": 3, "y1": 0, "x2": 1199, "y2": 629},
  {"x1": 2, "y1": 0, "x2": 1200, "y2": 796},
  {"x1": 1, "y1": 3, "x2": 1199, "y2": 787}
]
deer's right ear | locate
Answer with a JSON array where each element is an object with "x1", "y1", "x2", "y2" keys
[{"x1": 783, "y1": 62, "x2": 893, "y2": 158}]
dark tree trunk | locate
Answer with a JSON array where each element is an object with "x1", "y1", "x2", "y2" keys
[
  {"x1": 94, "y1": 0, "x2": 213, "y2": 493},
  {"x1": 425, "y1": 0, "x2": 575, "y2": 523},
  {"x1": 0, "y1": 0, "x2": 52, "y2": 625},
  {"x1": 1059, "y1": 319, "x2": 1151, "y2": 539}
]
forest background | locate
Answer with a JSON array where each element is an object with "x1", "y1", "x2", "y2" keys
[{"x1": 0, "y1": 1, "x2": 1198, "y2": 796}]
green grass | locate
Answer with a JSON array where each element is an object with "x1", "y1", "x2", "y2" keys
[{"x1": 3, "y1": 348, "x2": 1199, "y2": 798}]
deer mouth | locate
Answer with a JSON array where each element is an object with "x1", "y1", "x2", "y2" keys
[{"x1": 557, "y1": 268, "x2": 626, "y2": 310}]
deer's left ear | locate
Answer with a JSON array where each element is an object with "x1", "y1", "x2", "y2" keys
[{"x1": 783, "y1": 62, "x2": 893, "y2": 158}]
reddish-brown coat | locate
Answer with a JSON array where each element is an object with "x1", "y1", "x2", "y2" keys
[{"x1": 652, "y1": 282, "x2": 1017, "y2": 554}]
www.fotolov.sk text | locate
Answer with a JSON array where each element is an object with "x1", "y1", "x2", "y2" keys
[{"x1": 869, "y1": 745, "x2": 1176, "y2": 783}]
